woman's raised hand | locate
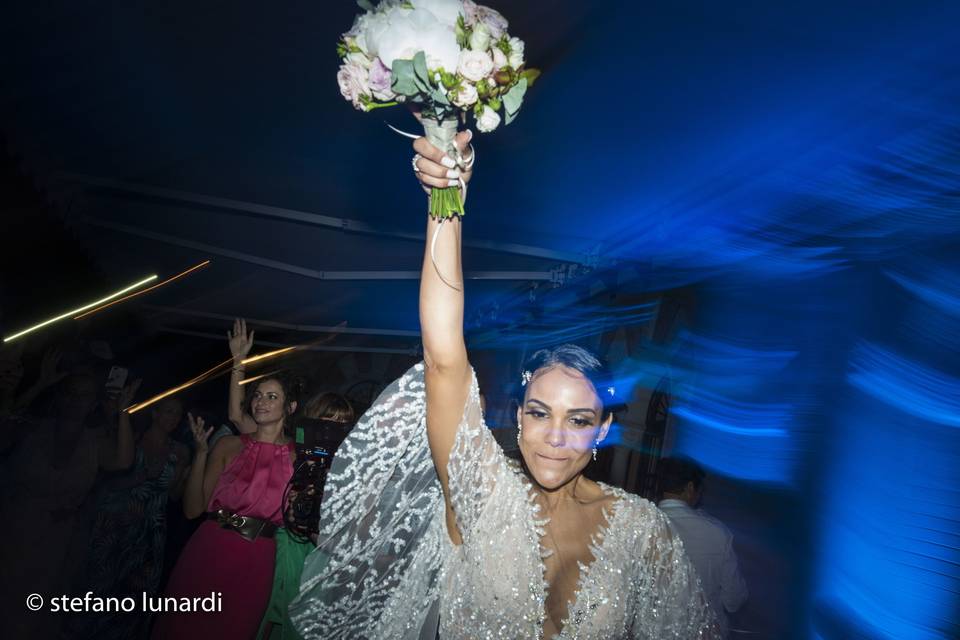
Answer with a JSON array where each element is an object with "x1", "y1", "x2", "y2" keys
[
  {"x1": 0, "y1": 346, "x2": 24, "y2": 395},
  {"x1": 38, "y1": 347, "x2": 68, "y2": 389},
  {"x1": 412, "y1": 130, "x2": 475, "y2": 195},
  {"x1": 118, "y1": 378, "x2": 142, "y2": 411},
  {"x1": 227, "y1": 318, "x2": 254, "y2": 364},
  {"x1": 188, "y1": 413, "x2": 214, "y2": 454}
]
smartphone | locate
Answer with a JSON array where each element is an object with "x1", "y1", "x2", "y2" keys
[{"x1": 105, "y1": 366, "x2": 129, "y2": 396}]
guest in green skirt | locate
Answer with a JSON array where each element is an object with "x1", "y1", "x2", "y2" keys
[{"x1": 257, "y1": 392, "x2": 355, "y2": 640}]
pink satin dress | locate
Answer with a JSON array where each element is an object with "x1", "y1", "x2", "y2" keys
[{"x1": 151, "y1": 434, "x2": 294, "y2": 639}]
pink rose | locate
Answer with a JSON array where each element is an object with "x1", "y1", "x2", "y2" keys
[
  {"x1": 461, "y1": 0, "x2": 479, "y2": 25},
  {"x1": 473, "y1": 4, "x2": 508, "y2": 39},
  {"x1": 337, "y1": 62, "x2": 371, "y2": 110},
  {"x1": 368, "y1": 58, "x2": 395, "y2": 101}
]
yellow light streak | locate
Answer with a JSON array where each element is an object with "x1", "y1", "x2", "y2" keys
[
  {"x1": 3, "y1": 275, "x2": 159, "y2": 343},
  {"x1": 238, "y1": 371, "x2": 280, "y2": 386},
  {"x1": 240, "y1": 346, "x2": 297, "y2": 366},
  {"x1": 74, "y1": 260, "x2": 211, "y2": 320}
]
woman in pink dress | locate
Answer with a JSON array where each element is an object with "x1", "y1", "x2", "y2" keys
[{"x1": 151, "y1": 360, "x2": 299, "y2": 640}]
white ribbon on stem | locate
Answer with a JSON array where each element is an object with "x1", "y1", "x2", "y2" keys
[{"x1": 386, "y1": 121, "x2": 468, "y2": 291}]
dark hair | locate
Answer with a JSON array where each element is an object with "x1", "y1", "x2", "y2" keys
[
  {"x1": 657, "y1": 456, "x2": 706, "y2": 495},
  {"x1": 304, "y1": 392, "x2": 356, "y2": 425},
  {"x1": 245, "y1": 371, "x2": 305, "y2": 435},
  {"x1": 517, "y1": 344, "x2": 626, "y2": 419},
  {"x1": 53, "y1": 370, "x2": 100, "y2": 405},
  {"x1": 57, "y1": 370, "x2": 100, "y2": 393}
]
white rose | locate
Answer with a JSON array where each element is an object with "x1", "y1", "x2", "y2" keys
[
  {"x1": 346, "y1": 51, "x2": 372, "y2": 69},
  {"x1": 412, "y1": 9, "x2": 460, "y2": 71},
  {"x1": 362, "y1": 5, "x2": 460, "y2": 74},
  {"x1": 337, "y1": 62, "x2": 371, "y2": 110},
  {"x1": 361, "y1": 11, "x2": 393, "y2": 59},
  {"x1": 346, "y1": 13, "x2": 367, "y2": 38},
  {"x1": 453, "y1": 82, "x2": 479, "y2": 107},
  {"x1": 353, "y1": 31, "x2": 370, "y2": 55},
  {"x1": 457, "y1": 49, "x2": 494, "y2": 82},
  {"x1": 507, "y1": 37, "x2": 525, "y2": 69},
  {"x1": 373, "y1": 9, "x2": 419, "y2": 69},
  {"x1": 468, "y1": 23, "x2": 491, "y2": 52},
  {"x1": 413, "y1": 0, "x2": 464, "y2": 26},
  {"x1": 476, "y1": 104, "x2": 501, "y2": 132},
  {"x1": 491, "y1": 46, "x2": 508, "y2": 70}
]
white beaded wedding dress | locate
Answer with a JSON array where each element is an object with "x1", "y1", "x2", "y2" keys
[{"x1": 290, "y1": 363, "x2": 718, "y2": 639}]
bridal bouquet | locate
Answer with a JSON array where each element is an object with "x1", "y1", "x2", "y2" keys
[{"x1": 337, "y1": 0, "x2": 539, "y2": 218}]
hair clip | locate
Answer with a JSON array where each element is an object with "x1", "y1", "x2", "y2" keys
[{"x1": 521, "y1": 370, "x2": 532, "y2": 386}]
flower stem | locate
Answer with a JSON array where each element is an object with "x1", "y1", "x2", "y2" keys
[
  {"x1": 430, "y1": 186, "x2": 464, "y2": 219},
  {"x1": 365, "y1": 101, "x2": 398, "y2": 111}
]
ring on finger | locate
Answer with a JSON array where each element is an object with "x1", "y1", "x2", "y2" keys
[
  {"x1": 412, "y1": 153, "x2": 422, "y2": 173},
  {"x1": 460, "y1": 144, "x2": 475, "y2": 170}
]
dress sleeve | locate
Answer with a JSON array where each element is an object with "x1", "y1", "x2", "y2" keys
[
  {"x1": 630, "y1": 509, "x2": 722, "y2": 639},
  {"x1": 290, "y1": 363, "x2": 449, "y2": 640},
  {"x1": 445, "y1": 366, "x2": 512, "y2": 540}
]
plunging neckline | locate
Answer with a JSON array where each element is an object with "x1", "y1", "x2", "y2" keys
[{"x1": 530, "y1": 482, "x2": 625, "y2": 640}]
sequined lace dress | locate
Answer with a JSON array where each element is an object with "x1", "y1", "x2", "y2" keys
[{"x1": 290, "y1": 363, "x2": 718, "y2": 639}]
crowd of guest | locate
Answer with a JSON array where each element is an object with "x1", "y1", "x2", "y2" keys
[
  {"x1": 0, "y1": 315, "x2": 751, "y2": 639},
  {"x1": 0, "y1": 321, "x2": 357, "y2": 640}
]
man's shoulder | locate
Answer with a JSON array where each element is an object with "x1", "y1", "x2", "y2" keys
[
  {"x1": 691, "y1": 509, "x2": 736, "y2": 543},
  {"x1": 662, "y1": 504, "x2": 733, "y2": 541}
]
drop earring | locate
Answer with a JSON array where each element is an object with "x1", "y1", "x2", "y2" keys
[
  {"x1": 592, "y1": 439, "x2": 599, "y2": 461},
  {"x1": 516, "y1": 422, "x2": 523, "y2": 446}
]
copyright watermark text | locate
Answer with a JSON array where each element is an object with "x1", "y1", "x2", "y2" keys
[{"x1": 25, "y1": 591, "x2": 222, "y2": 614}]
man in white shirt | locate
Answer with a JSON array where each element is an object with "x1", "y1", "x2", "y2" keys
[{"x1": 657, "y1": 457, "x2": 748, "y2": 638}]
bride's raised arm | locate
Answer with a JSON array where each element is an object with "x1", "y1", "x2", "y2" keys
[{"x1": 413, "y1": 129, "x2": 475, "y2": 543}]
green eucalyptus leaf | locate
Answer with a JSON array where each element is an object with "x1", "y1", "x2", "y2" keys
[
  {"x1": 413, "y1": 51, "x2": 431, "y2": 85},
  {"x1": 502, "y1": 77, "x2": 527, "y2": 116},
  {"x1": 430, "y1": 86, "x2": 450, "y2": 106},
  {"x1": 357, "y1": 0, "x2": 375, "y2": 11},
  {"x1": 391, "y1": 59, "x2": 420, "y2": 97}
]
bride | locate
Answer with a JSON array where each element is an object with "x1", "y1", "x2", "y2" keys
[{"x1": 290, "y1": 130, "x2": 719, "y2": 639}]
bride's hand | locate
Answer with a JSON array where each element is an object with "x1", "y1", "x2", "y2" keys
[{"x1": 412, "y1": 130, "x2": 475, "y2": 195}]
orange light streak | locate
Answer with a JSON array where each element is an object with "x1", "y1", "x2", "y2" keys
[
  {"x1": 74, "y1": 260, "x2": 211, "y2": 320},
  {"x1": 239, "y1": 371, "x2": 280, "y2": 386},
  {"x1": 240, "y1": 346, "x2": 297, "y2": 366},
  {"x1": 125, "y1": 356, "x2": 232, "y2": 414}
]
